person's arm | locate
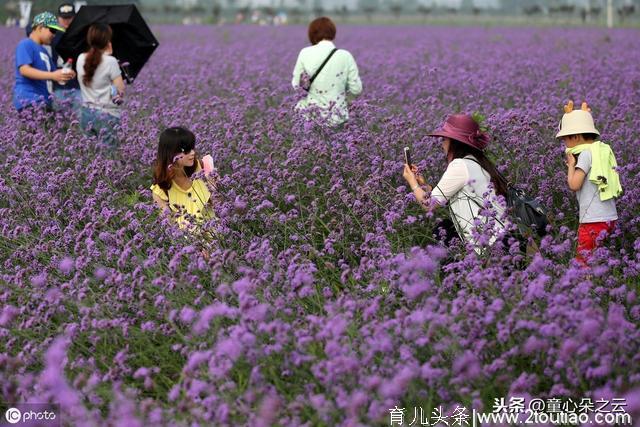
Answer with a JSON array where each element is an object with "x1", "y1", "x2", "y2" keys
[
  {"x1": 112, "y1": 75, "x2": 125, "y2": 95},
  {"x1": 292, "y1": 51, "x2": 304, "y2": 88},
  {"x1": 151, "y1": 184, "x2": 171, "y2": 213},
  {"x1": 566, "y1": 152, "x2": 587, "y2": 191},
  {"x1": 19, "y1": 64, "x2": 72, "y2": 83},
  {"x1": 430, "y1": 161, "x2": 468, "y2": 205},
  {"x1": 108, "y1": 56, "x2": 126, "y2": 94},
  {"x1": 152, "y1": 193, "x2": 170, "y2": 213},
  {"x1": 403, "y1": 164, "x2": 434, "y2": 211},
  {"x1": 412, "y1": 183, "x2": 434, "y2": 210},
  {"x1": 404, "y1": 160, "x2": 468, "y2": 211},
  {"x1": 345, "y1": 52, "x2": 362, "y2": 96}
]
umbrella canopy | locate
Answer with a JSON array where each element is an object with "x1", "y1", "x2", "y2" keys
[{"x1": 56, "y1": 4, "x2": 158, "y2": 83}]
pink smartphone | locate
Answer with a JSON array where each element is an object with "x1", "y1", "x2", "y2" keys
[{"x1": 202, "y1": 155, "x2": 214, "y2": 175}]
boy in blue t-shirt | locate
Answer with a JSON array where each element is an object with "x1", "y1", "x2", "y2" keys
[
  {"x1": 13, "y1": 12, "x2": 75, "y2": 111},
  {"x1": 25, "y1": 4, "x2": 81, "y2": 109}
]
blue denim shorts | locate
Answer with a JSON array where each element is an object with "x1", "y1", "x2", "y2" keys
[
  {"x1": 80, "y1": 107, "x2": 120, "y2": 149},
  {"x1": 53, "y1": 88, "x2": 81, "y2": 112}
]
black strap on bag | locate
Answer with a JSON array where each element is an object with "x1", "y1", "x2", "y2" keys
[{"x1": 304, "y1": 48, "x2": 338, "y2": 92}]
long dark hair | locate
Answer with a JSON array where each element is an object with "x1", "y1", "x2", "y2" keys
[
  {"x1": 152, "y1": 127, "x2": 198, "y2": 192},
  {"x1": 447, "y1": 139, "x2": 508, "y2": 197},
  {"x1": 83, "y1": 23, "x2": 112, "y2": 86}
]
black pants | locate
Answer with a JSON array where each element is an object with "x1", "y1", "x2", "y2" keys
[{"x1": 435, "y1": 218, "x2": 459, "y2": 247}]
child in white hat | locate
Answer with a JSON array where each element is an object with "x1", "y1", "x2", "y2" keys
[{"x1": 557, "y1": 101, "x2": 623, "y2": 264}]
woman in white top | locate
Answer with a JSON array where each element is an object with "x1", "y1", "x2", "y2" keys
[
  {"x1": 403, "y1": 114, "x2": 508, "y2": 253},
  {"x1": 76, "y1": 23, "x2": 125, "y2": 149},
  {"x1": 291, "y1": 17, "x2": 362, "y2": 125}
]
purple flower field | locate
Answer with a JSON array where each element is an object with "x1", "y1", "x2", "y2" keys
[{"x1": 1, "y1": 24, "x2": 640, "y2": 425}]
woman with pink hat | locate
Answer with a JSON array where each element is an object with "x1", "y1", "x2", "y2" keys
[{"x1": 402, "y1": 113, "x2": 508, "y2": 253}]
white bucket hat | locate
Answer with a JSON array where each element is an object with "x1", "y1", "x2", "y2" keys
[{"x1": 556, "y1": 101, "x2": 600, "y2": 138}]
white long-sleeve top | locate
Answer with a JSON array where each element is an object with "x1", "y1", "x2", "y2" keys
[
  {"x1": 292, "y1": 40, "x2": 362, "y2": 125},
  {"x1": 430, "y1": 156, "x2": 507, "y2": 251}
]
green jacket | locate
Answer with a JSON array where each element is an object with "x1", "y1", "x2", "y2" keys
[{"x1": 566, "y1": 141, "x2": 623, "y2": 201}]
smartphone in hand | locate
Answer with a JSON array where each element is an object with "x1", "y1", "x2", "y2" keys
[{"x1": 404, "y1": 146, "x2": 412, "y2": 166}]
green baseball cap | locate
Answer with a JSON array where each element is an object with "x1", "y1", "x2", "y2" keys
[{"x1": 32, "y1": 12, "x2": 66, "y2": 32}]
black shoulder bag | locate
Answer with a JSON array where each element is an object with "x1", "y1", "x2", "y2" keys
[
  {"x1": 465, "y1": 157, "x2": 550, "y2": 238},
  {"x1": 302, "y1": 48, "x2": 338, "y2": 92}
]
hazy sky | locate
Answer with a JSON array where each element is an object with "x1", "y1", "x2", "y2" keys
[
  {"x1": 173, "y1": 0, "x2": 619, "y2": 9},
  {"x1": 231, "y1": 0, "x2": 502, "y2": 8}
]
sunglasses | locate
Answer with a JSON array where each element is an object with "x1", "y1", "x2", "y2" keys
[
  {"x1": 178, "y1": 142, "x2": 195, "y2": 154},
  {"x1": 48, "y1": 27, "x2": 59, "y2": 34},
  {"x1": 168, "y1": 145, "x2": 196, "y2": 167}
]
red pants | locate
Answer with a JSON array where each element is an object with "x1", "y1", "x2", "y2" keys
[{"x1": 576, "y1": 221, "x2": 616, "y2": 264}]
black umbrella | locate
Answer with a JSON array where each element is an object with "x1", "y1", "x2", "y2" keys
[{"x1": 56, "y1": 4, "x2": 159, "y2": 83}]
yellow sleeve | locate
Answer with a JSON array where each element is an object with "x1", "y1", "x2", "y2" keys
[{"x1": 150, "y1": 184, "x2": 169, "y2": 202}]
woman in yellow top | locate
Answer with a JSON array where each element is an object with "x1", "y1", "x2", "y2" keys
[{"x1": 150, "y1": 127, "x2": 216, "y2": 230}]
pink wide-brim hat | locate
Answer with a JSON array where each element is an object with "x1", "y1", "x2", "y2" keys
[{"x1": 428, "y1": 114, "x2": 490, "y2": 150}]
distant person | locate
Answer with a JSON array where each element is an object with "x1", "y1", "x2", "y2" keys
[
  {"x1": 151, "y1": 127, "x2": 217, "y2": 231},
  {"x1": 25, "y1": 3, "x2": 75, "y2": 37},
  {"x1": 25, "y1": 3, "x2": 81, "y2": 110},
  {"x1": 76, "y1": 23, "x2": 125, "y2": 150},
  {"x1": 52, "y1": 3, "x2": 81, "y2": 109},
  {"x1": 13, "y1": 12, "x2": 74, "y2": 111},
  {"x1": 292, "y1": 16, "x2": 362, "y2": 125},
  {"x1": 559, "y1": 101, "x2": 622, "y2": 264},
  {"x1": 402, "y1": 114, "x2": 508, "y2": 254},
  {"x1": 55, "y1": 3, "x2": 75, "y2": 29}
]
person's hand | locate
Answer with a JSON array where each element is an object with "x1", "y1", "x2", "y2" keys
[
  {"x1": 566, "y1": 152, "x2": 576, "y2": 168},
  {"x1": 410, "y1": 164, "x2": 427, "y2": 186},
  {"x1": 403, "y1": 164, "x2": 418, "y2": 188},
  {"x1": 52, "y1": 69, "x2": 73, "y2": 83}
]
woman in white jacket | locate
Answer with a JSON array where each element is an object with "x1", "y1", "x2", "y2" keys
[
  {"x1": 402, "y1": 114, "x2": 509, "y2": 254},
  {"x1": 292, "y1": 17, "x2": 362, "y2": 125}
]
